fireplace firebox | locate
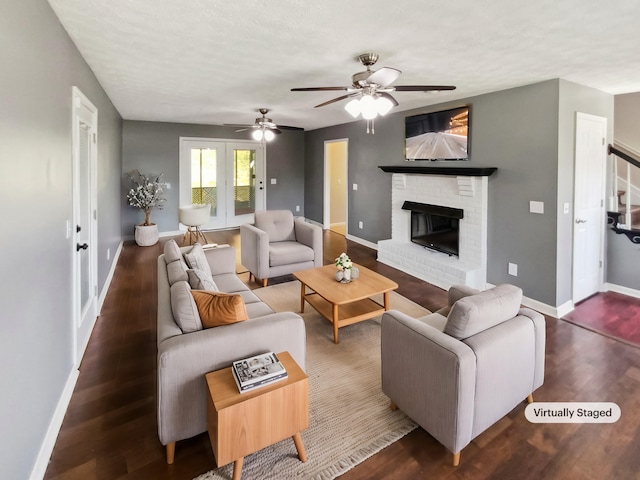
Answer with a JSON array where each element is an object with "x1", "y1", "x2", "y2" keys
[{"x1": 402, "y1": 201, "x2": 464, "y2": 257}]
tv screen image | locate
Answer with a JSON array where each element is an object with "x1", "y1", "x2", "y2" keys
[{"x1": 405, "y1": 106, "x2": 469, "y2": 161}]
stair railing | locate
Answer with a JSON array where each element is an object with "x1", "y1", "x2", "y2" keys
[{"x1": 608, "y1": 143, "x2": 640, "y2": 243}]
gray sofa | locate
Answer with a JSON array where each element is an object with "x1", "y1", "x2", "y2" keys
[
  {"x1": 381, "y1": 284, "x2": 545, "y2": 466},
  {"x1": 157, "y1": 240, "x2": 306, "y2": 463}
]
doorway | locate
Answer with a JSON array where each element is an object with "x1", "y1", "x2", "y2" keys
[
  {"x1": 324, "y1": 140, "x2": 348, "y2": 236},
  {"x1": 573, "y1": 112, "x2": 607, "y2": 303},
  {"x1": 72, "y1": 87, "x2": 98, "y2": 364},
  {"x1": 179, "y1": 138, "x2": 265, "y2": 229}
]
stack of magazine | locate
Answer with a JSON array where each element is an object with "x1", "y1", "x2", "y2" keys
[{"x1": 231, "y1": 352, "x2": 288, "y2": 393}]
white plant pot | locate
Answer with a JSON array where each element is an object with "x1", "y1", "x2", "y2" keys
[{"x1": 135, "y1": 224, "x2": 159, "y2": 246}]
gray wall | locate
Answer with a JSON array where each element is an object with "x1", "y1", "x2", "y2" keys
[
  {"x1": 607, "y1": 92, "x2": 640, "y2": 290},
  {"x1": 305, "y1": 79, "x2": 614, "y2": 307},
  {"x1": 122, "y1": 121, "x2": 304, "y2": 234},
  {"x1": 0, "y1": 1, "x2": 122, "y2": 478}
]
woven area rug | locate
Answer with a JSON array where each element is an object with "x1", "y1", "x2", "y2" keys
[{"x1": 194, "y1": 281, "x2": 430, "y2": 480}]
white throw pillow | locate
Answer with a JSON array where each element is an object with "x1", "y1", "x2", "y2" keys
[
  {"x1": 187, "y1": 268, "x2": 218, "y2": 291},
  {"x1": 184, "y1": 243, "x2": 213, "y2": 277}
]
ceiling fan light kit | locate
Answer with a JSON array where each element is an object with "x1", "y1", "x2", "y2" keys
[
  {"x1": 224, "y1": 108, "x2": 302, "y2": 142},
  {"x1": 291, "y1": 52, "x2": 456, "y2": 134}
]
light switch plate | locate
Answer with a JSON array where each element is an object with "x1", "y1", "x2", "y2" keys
[
  {"x1": 270, "y1": 178, "x2": 277, "y2": 184},
  {"x1": 508, "y1": 263, "x2": 518, "y2": 276}
]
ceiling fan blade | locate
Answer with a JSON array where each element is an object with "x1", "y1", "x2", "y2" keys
[
  {"x1": 291, "y1": 86, "x2": 350, "y2": 92},
  {"x1": 393, "y1": 85, "x2": 457, "y2": 92},
  {"x1": 366, "y1": 67, "x2": 401, "y2": 87},
  {"x1": 235, "y1": 128, "x2": 249, "y2": 132},
  {"x1": 378, "y1": 92, "x2": 399, "y2": 107},
  {"x1": 277, "y1": 125, "x2": 305, "y2": 131},
  {"x1": 314, "y1": 93, "x2": 360, "y2": 108},
  {"x1": 272, "y1": 128, "x2": 282, "y2": 135},
  {"x1": 224, "y1": 123, "x2": 253, "y2": 128}
]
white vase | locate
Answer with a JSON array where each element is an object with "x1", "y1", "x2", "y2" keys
[
  {"x1": 343, "y1": 268, "x2": 351, "y2": 282},
  {"x1": 135, "y1": 224, "x2": 159, "y2": 246}
]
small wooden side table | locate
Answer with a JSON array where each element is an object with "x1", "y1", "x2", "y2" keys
[{"x1": 205, "y1": 351, "x2": 308, "y2": 480}]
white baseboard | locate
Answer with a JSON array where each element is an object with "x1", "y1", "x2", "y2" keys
[
  {"x1": 98, "y1": 241, "x2": 123, "y2": 313},
  {"x1": 346, "y1": 233, "x2": 378, "y2": 251},
  {"x1": 605, "y1": 282, "x2": 640, "y2": 299},
  {"x1": 29, "y1": 368, "x2": 79, "y2": 480}
]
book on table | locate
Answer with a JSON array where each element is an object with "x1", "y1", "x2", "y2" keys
[{"x1": 231, "y1": 351, "x2": 288, "y2": 393}]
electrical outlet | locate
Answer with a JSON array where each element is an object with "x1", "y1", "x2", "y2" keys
[
  {"x1": 296, "y1": 205, "x2": 300, "y2": 212},
  {"x1": 358, "y1": 221, "x2": 363, "y2": 229},
  {"x1": 165, "y1": 182, "x2": 171, "y2": 189},
  {"x1": 508, "y1": 263, "x2": 518, "y2": 276},
  {"x1": 270, "y1": 178, "x2": 277, "y2": 184},
  {"x1": 107, "y1": 248, "x2": 110, "y2": 260},
  {"x1": 353, "y1": 183, "x2": 358, "y2": 190}
]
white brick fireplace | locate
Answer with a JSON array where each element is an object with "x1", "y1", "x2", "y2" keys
[{"x1": 377, "y1": 171, "x2": 490, "y2": 290}]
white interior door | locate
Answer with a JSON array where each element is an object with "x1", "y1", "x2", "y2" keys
[
  {"x1": 180, "y1": 138, "x2": 264, "y2": 230},
  {"x1": 573, "y1": 112, "x2": 607, "y2": 303},
  {"x1": 72, "y1": 87, "x2": 98, "y2": 364}
]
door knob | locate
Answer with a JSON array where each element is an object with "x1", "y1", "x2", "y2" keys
[
  {"x1": 76, "y1": 243, "x2": 89, "y2": 251},
  {"x1": 575, "y1": 218, "x2": 587, "y2": 224}
]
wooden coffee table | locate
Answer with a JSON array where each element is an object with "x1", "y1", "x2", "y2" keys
[
  {"x1": 294, "y1": 264, "x2": 399, "y2": 344},
  {"x1": 205, "y1": 351, "x2": 308, "y2": 480}
]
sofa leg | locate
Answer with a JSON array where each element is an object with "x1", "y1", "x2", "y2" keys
[
  {"x1": 390, "y1": 401, "x2": 398, "y2": 411},
  {"x1": 527, "y1": 393, "x2": 534, "y2": 403},
  {"x1": 166, "y1": 442, "x2": 176, "y2": 464},
  {"x1": 452, "y1": 451, "x2": 460, "y2": 467},
  {"x1": 262, "y1": 278, "x2": 268, "y2": 287}
]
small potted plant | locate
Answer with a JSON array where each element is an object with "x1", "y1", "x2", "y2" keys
[{"x1": 126, "y1": 170, "x2": 166, "y2": 246}]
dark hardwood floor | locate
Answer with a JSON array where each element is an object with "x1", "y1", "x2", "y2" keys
[{"x1": 44, "y1": 229, "x2": 640, "y2": 480}]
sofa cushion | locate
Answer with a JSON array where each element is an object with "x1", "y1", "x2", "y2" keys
[
  {"x1": 184, "y1": 243, "x2": 213, "y2": 277},
  {"x1": 269, "y1": 241, "x2": 314, "y2": 267},
  {"x1": 191, "y1": 291, "x2": 248, "y2": 328},
  {"x1": 444, "y1": 284, "x2": 523, "y2": 340},
  {"x1": 187, "y1": 268, "x2": 218, "y2": 291},
  {"x1": 164, "y1": 239, "x2": 183, "y2": 264},
  {"x1": 255, "y1": 210, "x2": 296, "y2": 243},
  {"x1": 170, "y1": 281, "x2": 203, "y2": 333},
  {"x1": 166, "y1": 258, "x2": 189, "y2": 286}
]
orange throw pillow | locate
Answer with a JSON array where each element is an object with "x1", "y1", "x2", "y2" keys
[{"x1": 191, "y1": 290, "x2": 248, "y2": 328}]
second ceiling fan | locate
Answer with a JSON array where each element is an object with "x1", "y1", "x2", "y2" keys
[
  {"x1": 291, "y1": 53, "x2": 456, "y2": 132},
  {"x1": 225, "y1": 108, "x2": 303, "y2": 141}
]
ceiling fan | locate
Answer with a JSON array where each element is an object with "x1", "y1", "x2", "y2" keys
[
  {"x1": 225, "y1": 108, "x2": 303, "y2": 141},
  {"x1": 291, "y1": 53, "x2": 456, "y2": 132}
]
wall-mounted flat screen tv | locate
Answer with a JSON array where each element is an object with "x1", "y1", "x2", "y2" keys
[{"x1": 405, "y1": 106, "x2": 469, "y2": 161}]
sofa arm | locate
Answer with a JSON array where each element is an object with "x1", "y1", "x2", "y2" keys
[
  {"x1": 294, "y1": 218, "x2": 323, "y2": 267},
  {"x1": 381, "y1": 310, "x2": 477, "y2": 454},
  {"x1": 518, "y1": 307, "x2": 546, "y2": 391},
  {"x1": 157, "y1": 311, "x2": 306, "y2": 446},
  {"x1": 204, "y1": 245, "x2": 237, "y2": 275},
  {"x1": 240, "y1": 223, "x2": 270, "y2": 279}
]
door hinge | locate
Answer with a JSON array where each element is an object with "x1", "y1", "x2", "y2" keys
[
  {"x1": 93, "y1": 133, "x2": 97, "y2": 144},
  {"x1": 94, "y1": 285, "x2": 98, "y2": 296},
  {"x1": 600, "y1": 260, "x2": 603, "y2": 268},
  {"x1": 602, "y1": 137, "x2": 605, "y2": 146}
]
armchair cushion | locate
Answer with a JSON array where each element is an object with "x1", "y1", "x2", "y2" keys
[
  {"x1": 269, "y1": 241, "x2": 315, "y2": 267},
  {"x1": 444, "y1": 284, "x2": 522, "y2": 340},
  {"x1": 191, "y1": 291, "x2": 248, "y2": 328},
  {"x1": 255, "y1": 210, "x2": 296, "y2": 242}
]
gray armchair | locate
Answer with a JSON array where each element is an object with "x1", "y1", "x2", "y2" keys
[
  {"x1": 381, "y1": 284, "x2": 545, "y2": 466},
  {"x1": 240, "y1": 210, "x2": 323, "y2": 287}
]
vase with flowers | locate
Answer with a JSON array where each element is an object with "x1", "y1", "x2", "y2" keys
[
  {"x1": 334, "y1": 252, "x2": 359, "y2": 283},
  {"x1": 126, "y1": 170, "x2": 167, "y2": 246}
]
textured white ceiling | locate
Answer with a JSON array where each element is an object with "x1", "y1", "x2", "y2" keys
[{"x1": 47, "y1": 0, "x2": 640, "y2": 131}]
